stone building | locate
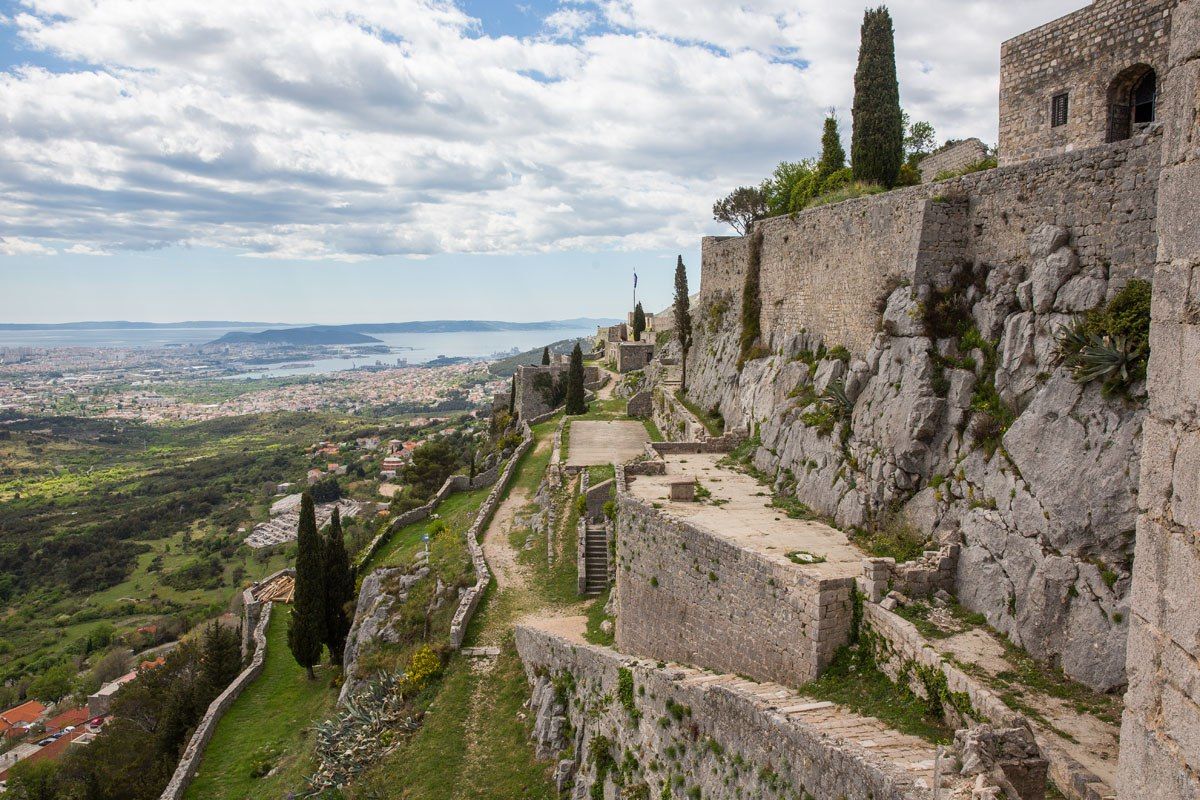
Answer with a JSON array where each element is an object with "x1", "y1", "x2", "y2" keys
[
  {"x1": 999, "y1": 0, "x2": 1175, "y2": 165},
  {"x1": 512, "y1": 363, "x2": 600, "y2": 419}
]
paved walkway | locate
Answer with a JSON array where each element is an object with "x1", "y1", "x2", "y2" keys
[
  {"x1": 627, "y1": 453, "x2": 862, "y2": 579},
  {"x1": 566, "y1": 420, "x2": 648, "y2": 467}
]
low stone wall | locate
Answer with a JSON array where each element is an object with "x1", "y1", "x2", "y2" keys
[
  {"x1": 158, "y1": 603, "x2": 273, "y2": 800},
  {"x1": 919, "y1": 138, "x2": 990, "y2": 182},
  {"x1": 650, "y1": 438, "x2": 741, "y2": 455},
  {"x1": 584, "y1": 477, "x2": 613, "y2": 520},
  {"x1": 651, "y1": 387, "x2": 711, "y2": 443},
  {"x1": 626, "y1": 389, "x2": 652, "y2": 418},
  {"x1": 615, "y1": 465, "x2": 854, "y2": 686},
  {"x1": 863, "y1": 604, "x2": 1111, "y2": 800},
  {"x1": 859, "y1": 545, "x2": 959, "y2": 603},
  {"x1": 515, "y1": 623, "x2": 942, "y2": 800},
  {"x1": 448, "y1": 420, "x2": 536, "y2": 647}
]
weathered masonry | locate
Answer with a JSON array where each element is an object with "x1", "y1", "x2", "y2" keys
[
  {"x1": 1117, "y1": 1, "x2": 1200, "y2": 797},
  {"x1": 700, "y1": 131, "x2": 1160, "y2": 358},
  {"x1": 999, "y1": 0, "x2": 1175, "y2": 165}
]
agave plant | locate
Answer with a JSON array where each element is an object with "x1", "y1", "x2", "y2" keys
[
  {"x1": 822, "y1": 378, "x2": 854, "y2": 418},
  {"x1": 302, "y1": 671, "x2": 421, "y2": 795},
  {"x1": 1054, "y1": 317, "x2": 1092, "y2": 362},
  {"x1": 1069, "y1": 335, "x2": 1145, "y2": 392}
]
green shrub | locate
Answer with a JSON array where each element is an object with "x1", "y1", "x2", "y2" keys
[{"x1": 805, "y1": 181, "x2": 885, "y2": 209}]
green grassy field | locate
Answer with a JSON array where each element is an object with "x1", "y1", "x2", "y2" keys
[
  {"x1": 363, "y1": 483, "x2": 493, "y2": 574},
  {"x1": 184, "y1": 611, "x2": 337, "y2": 800}
]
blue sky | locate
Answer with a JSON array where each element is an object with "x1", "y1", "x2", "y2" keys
[{"x1": 0, "y1": 0, "x2": 1085, "y2": 324}]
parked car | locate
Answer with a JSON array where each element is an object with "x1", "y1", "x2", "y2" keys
[{"x1": 36, "y1": 737, "x2": 55, "y2": 747}]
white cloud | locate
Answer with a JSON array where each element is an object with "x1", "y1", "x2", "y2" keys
[
  {"x1": 0, "y1": 236, "x2": 55, "y2": 255},
  {"x1": 0, "y1": 0, "x2": 1087, "y2": 260}
]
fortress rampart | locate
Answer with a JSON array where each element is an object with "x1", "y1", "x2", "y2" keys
[
  {"x1": 701, "y1": 132, "x2": 1161, "y2": 357},
  {"x1": 614, "y1": 465, "x2": 855, "y2": 686}
]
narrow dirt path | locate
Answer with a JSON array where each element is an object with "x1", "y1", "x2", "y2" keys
[{"x1": 449, "y1": 426, "x2": 586, "y2": 796}]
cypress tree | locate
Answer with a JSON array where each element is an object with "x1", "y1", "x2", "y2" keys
[
  {"x1": 565, "y1": 343, "x2": 587, "y2": 415},
  {"x1": 541, "y1": 346, "x2": 550, "y2": 365},
  {"x1": 508, "y1": 373, "x2": 516, "y2": 417},
  {"x1": 323, "y1": 506, "x2": 354, "y2": 667},
  {"x1": 673, "y1": 256, "x2": 693, "y2": 392},
  {"x1": 632, "y1": 303, "x2": 646, "y2": 342},
  {"x1": 817, "y1": 114, "x2": 847, "y2": 183},
  {"x1": 851, "y1": 7, "x2": 904, "y2": 189},
  {"x1": 738, "y1": 227, "x2": 764, "y2": 368},
  {"x1": 287, "y1": 492, "x2": 325, "y2": 679}
]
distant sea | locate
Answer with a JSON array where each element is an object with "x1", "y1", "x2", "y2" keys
[{"x1": 0, "y1": 325, "x2": 596, "y2": 378}]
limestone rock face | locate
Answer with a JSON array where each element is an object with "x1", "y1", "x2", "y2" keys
[
  {"x1": 339, "y1": 563, "x2": 430, "y2": 704},
  {"x1": 882, "y1": 286, "x2": 925, "y2": 337},
  {"x1": 681, "y1": 229, "x2": 1142, "y2": 691}
]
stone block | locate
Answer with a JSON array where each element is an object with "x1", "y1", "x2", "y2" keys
[{"x1": 668, "y1": 479, "x2": 695, "y2": 502}]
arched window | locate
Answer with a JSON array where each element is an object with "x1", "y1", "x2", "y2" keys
[
  {"x1": 1108, "y1": 65, "x2": 1157, "y2": 142},
  {"x1": 1132, "y1": 71, "x2": 1157, "y2": 124}
]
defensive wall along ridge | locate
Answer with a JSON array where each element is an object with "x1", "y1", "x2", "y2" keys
[{"x1": 515, "y1": 2, "x2": 1200, "y2": 797}]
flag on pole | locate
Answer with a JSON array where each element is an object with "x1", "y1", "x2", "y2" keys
[{"x1": 633, "y1": 271, "x2": 638, "y2": 289}]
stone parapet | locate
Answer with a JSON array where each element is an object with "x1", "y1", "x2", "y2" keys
[{"x1": 515, "y1": 622, "x2": 956, "y2": 800}]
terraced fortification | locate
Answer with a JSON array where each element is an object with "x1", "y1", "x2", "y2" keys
[{"x1": 516, "y1": 3, "x2": 1199, "y2": 800}]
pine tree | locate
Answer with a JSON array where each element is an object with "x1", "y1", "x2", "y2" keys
[
  {"x1": 323, "y1": 507, "x2": 354, "y2": 666},
  {"x1": 199, "y1": 621, "x2": 242, "y2": 692},
  {"x1": 817, "y1": 114, "x2": 847, "y2": 184},
  {"x1": 565, "y1": 343, "x2": 587, "y2": 415},
  {"x1": 673, "y1": 256, "x2": 693, "y2": 392},
  {"x1": 632, "y1": 303, "x2": 646, "y2": 342},
  {"x1": 851, "y1": 7, "x2": 904, "y2": 189},
  {"x1": 287, "y1": 492, "x2": 325, "y2": 679},
  {"x1": 541, "y1": 346, "x2": 550, "y2": 365}
]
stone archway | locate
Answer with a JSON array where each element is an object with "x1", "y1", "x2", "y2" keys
[{"x1": 1106, "y1": 64, "x2": 1157, "y2": 142}]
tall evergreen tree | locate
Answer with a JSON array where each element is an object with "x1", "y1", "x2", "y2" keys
[
  {"x1": 287, "y1": 492, "x2": 325, "y2": 679},
  {"x1": 632, "y1": 303, "x2": 646, "y2": 342},
  {"x1": 673, "y1": 256, "x2": 693, "y2": 392},
  {"x1": 851, "y1": 7, "x2": 904, "y2": 189},
  {"x1": 323, "y1": 507, "x2": 354, "y2": 666},
  {"x1": 199, "y1": 621, "x2": 242, "y2": 693},
  {"x1": 565, "y1": 343, "x2": 587, "y2": 415},
  {"x1": 508, "y1": 373, "x2": 516, "y2": 417},
  {"x1": 541, "y1": 346, "x2": 550, "y2": 365},
  {"x1": 817, "y1": 114, "x2": 847, "y2": 183}
]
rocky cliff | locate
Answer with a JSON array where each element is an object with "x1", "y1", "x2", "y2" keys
[{"x1": 684, "y1": 224, "x2": 1144, "y2": 692}]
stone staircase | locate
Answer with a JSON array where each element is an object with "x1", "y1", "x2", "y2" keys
[{"x1": 583, "y1": 524, "x2": 609, "y2": 595}]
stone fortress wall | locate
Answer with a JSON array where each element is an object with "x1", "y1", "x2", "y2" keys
[
  {"x1": 700, "y1": 130, "x2": 1161, "y2": 359},
  {"x1": 1117, "y1": 1, "x2": 1200, "y2": 796},
  {"x1": 999, "y1": 0, "x2": 1175, "y2": 166},
  {"x1": 613, "y1": 465, "x2": 855, "y2": 686},
  {"x1": 513, "y1": 2, "x2": 1198, "y2": 798}
]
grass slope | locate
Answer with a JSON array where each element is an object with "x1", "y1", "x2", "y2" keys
[{"x1": 184, "y1": 611, "x2": 336, "y2": 800}]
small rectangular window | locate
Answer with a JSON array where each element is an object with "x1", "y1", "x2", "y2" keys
[{"x1": 1051, "y1": 93, "x2": 1070, "y2": 127}]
